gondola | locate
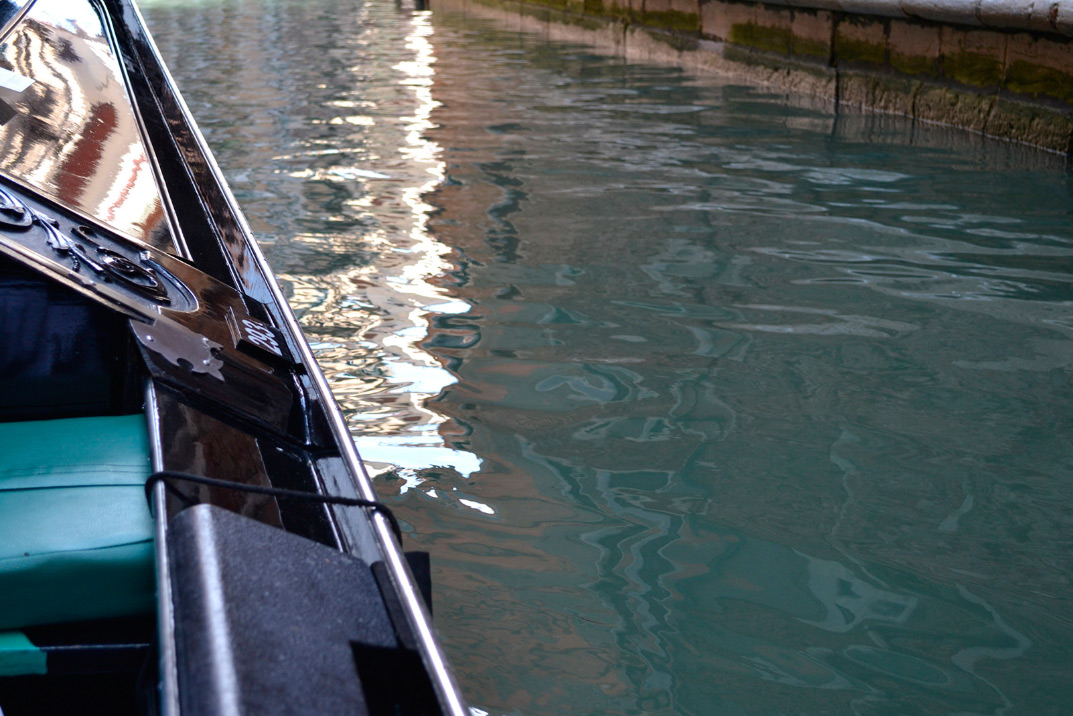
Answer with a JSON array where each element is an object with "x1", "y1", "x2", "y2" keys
[{"x1": 0, "y1": 1, "x2": 467, "y2": 714}]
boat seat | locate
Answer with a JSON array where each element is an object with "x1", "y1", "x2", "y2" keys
[
  {"x1": 0, "y1": 631, "x2": 44, "y2": 677},
  {"x1": 0, "y1": 414, "x2": 155, "y2": 635}
]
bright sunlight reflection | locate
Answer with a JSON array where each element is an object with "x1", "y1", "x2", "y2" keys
[{"x1": 350, "y1": 11, "x2": 483, "y2": 490}]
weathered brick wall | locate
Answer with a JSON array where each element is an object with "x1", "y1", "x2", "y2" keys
[{"x1": 436, "y1": 0, "x2": 1073, "y2": 153}]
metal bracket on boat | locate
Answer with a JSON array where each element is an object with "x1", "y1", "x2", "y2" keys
[{"x1": 132, "y1": 317, "x2": 225, "y2": 381}]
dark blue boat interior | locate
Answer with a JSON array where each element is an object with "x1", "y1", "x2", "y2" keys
[{"x1": 0, "y1": 258, "x2": 138, "y2": 422}]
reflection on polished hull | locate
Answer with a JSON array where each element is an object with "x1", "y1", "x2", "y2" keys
[
  {"x1": 0, "y1": 1, "x2": 466, "y2": 715},
  {"x1": 0, "y1": 1, "x2": 174, "y2": 250}
]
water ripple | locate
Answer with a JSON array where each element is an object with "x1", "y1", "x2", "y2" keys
[{"x1": 145, "y1": 3, "x2": 1073, "y2": 714}]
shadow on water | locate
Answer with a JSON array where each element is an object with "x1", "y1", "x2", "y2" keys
[{"x1": 144, "y1": 1, "x2": 1073, "y2": 714}]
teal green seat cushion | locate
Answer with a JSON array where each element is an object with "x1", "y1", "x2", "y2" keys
[
  {"x1": 0, "y1": 414, "x2": 155, "y2": 630},
  {"x1": 0, "y1": 630, "x2": 46, "y2": 676}
]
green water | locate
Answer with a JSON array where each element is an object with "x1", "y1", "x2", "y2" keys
[{"x1": 144, "y1": 1, "x2": 1073, "y2": 714}]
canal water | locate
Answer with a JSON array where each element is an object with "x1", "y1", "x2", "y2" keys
[{"x1": 142, "y1": 1, "x2": 1073, "y2": 714}]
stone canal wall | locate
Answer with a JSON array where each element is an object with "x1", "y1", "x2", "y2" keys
[{"x1": 433, "y1": 0, "x2": 1073, "y2": 153}]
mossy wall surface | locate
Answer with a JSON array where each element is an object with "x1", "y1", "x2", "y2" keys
[{"x1": 439, "y1": 0, "x2": 1073, "y2": 153}]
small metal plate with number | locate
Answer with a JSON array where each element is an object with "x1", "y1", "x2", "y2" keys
[{"x1": 226, "y1": 308, "x2": 292, "y2": 366}]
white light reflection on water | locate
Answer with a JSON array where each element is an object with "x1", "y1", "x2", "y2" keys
[{"x1": 346, "y1": 10, "x2": 483, "y2": 487}]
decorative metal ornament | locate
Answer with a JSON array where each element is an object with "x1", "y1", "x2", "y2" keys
[
  {"x1": 72, "y1": 226, "x2": 172, "y2": 304},
  {"x1": 0, "y1": 184, "x2": 183, "y2": 309},
  {"x1": 0, "y1": 187, "x2": 32, "y2": 229}
]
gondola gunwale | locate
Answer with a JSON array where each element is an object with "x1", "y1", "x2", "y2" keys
[{"x1": 108, "y1": 0, "x2": 470, "y2": 712}]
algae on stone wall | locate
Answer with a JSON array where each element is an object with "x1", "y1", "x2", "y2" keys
[{"x1": 443, "y1": 0, "x2": 1073, "y2": 152}]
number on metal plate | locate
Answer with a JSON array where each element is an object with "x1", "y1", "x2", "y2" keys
[{"x1": 242, "y1": 318, "x2": 281, "y2": 356}]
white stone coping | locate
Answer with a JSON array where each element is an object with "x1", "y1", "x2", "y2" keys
[{"x1": 756, "y1": 0, "x2": 1073, "y2": 37}]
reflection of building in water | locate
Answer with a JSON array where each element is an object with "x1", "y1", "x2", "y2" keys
[
  {"x1": 0, "y1": 0, "x2": 173, "y2": 250},
  {"x1": 146, "y1": 2, "x2": 474, "y2": 475}
]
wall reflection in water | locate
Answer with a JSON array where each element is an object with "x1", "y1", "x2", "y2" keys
[{"x1": 0, "y1": 0, "x2": 173, "y2": 250}]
